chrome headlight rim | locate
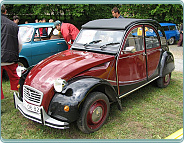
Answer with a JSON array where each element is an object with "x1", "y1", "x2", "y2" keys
[
  {"x1": 53, "y1": 78, "x2": 67, "y2": 93},
  {"x1": 16, "y1": 66, "x2": 27, "y2": 77}
]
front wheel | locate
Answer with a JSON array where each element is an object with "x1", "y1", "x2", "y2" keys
[
  {"x1": 77, "y1": 92, "x2": 110, "y2": 133},
  {"x1": 156, "y1": 73, "x2": 171, "y2": 88}
]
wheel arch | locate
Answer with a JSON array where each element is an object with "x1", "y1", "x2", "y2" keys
[
  {"x1": 18, "y1": 56, "x2": 30, "y2": 67},
  {"x1": 75, "y1": 77, "x2": 118, "y2": 111}
]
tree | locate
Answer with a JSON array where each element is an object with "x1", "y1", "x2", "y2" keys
[
  {"x1": 4, "y1": 4, "x2": 183, "y2": 26},
  {"x1": 120, "y1": 4, "x2": 183, "y2": 24}
]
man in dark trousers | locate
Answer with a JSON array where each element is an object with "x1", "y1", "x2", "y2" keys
[
  {"x1": 177, "y1": 24, "x2": 183, "y2": 47},
  {"x1": 53, "y1": 20, "x2": 79, "y2": 49},
  {"x1": 1, "y1": 5, "x2": 22, "y2": 99}
]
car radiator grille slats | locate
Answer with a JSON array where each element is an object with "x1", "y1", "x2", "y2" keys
[{"x1": 23, "y1": 85, "x2": 43, "y2": 106}]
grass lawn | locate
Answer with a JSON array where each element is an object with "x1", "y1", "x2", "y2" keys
[{"x1": 1, "y1": 71, "x2": 183, "y2": 139}]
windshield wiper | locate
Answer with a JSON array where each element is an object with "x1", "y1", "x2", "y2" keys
[
  {"x1": 83, "y1": 40, "x2": 102, "y2": 48},
  {"x1": 100, "y1": 42, "x2": 120, "y2": 49}
]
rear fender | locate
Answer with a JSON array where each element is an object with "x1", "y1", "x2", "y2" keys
[{"x1": 159, "y1": 51, "x2": 175, "y2": 77}]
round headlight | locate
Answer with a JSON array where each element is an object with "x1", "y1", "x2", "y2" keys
[
  {"x1": 16, "y1": 66, "x2": 27, "y2": 77},
  {"x1": 54, "y1": 78, "x2": 67, "y2": 92}
]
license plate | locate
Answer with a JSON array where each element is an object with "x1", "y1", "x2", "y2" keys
[{"x1": 23, "y1": 100, "x2": 40, "y2": 114}]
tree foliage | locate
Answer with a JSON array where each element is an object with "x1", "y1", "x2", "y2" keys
[
  {"x1": 5, "y1": 4, "x2": 183, "y2": 28},
  {"x1": 120, "y1": 4, "x2": 183, "y2": 24}
]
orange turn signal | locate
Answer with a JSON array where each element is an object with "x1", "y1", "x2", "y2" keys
[
  {"x1": 17, "y1": 84, "x2": 20, "y2": 89},
  {"x1": 64, "y1": 105, "x2": 69, "y2": 112}
]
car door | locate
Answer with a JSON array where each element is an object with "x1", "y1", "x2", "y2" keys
[
  {"x1": 117, "y1": 25, "x2": 147, "y2": 96},
  {"x1": 144, "y1": 25, "x2": 161, "y2": 79},
  {"x1": 30, "y1": 27, "x2": 68, "y2": 65},
  {"x1": 117, "y1": 25, "x2": 161, "y2": 96}
]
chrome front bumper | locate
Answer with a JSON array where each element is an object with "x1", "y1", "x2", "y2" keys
[{"x1": 13, "y1": 92, "x2": 69, "y2": 129}]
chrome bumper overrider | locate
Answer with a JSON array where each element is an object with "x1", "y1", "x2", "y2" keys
[{"x1": 13, "y1": 92, "x2": 69, "y2": 129}]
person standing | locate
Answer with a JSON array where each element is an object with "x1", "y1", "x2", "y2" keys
[
  {"x1": 39, "y1": 18, "x2": 48, "y2": 36},
  {"x1": 35, "y1": 19, "x2": 39, "y2": 23},
  {"x1": 53, "y1": 20, "x2": 79, "y2": 49},
  {"x1": 1, "y1": 5, "x2": 22, "y2": 99},
  {"x1": 13, "y1": 15, "x2": 19, "y2": 24},
  {"x1": 177, "y1": 24, "x2": 183, "y2": 47},
  {"x1": 111, "y1": 7, "x2": 123, "y2": 18},
  {"x1": 49, "y1": 19, "x2": 54, "y2": 23}
]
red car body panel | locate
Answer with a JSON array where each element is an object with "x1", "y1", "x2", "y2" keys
[{"x1": 24, "y1": 50, "x2": 115, "y2": 111}]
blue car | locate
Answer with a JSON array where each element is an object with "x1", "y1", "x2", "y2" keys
[
  {"x1": 159, "y1": 23, "x2": 180, "y2": 45},
  {"x1": 18, "y1": 22, "x2": 68, "y2": 67}
]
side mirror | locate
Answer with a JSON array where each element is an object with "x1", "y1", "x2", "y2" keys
[{"x1": 122, "y1": 46, "x2": 136, "y2": 53}]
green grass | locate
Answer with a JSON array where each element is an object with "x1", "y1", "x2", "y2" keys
[{"x1": 1, "y1": 71, "x2": 183, "y2": 139}]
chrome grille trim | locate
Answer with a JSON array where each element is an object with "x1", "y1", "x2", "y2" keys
[{"x1": 23, "y1": 85, "x2": 43, "y2": 106}]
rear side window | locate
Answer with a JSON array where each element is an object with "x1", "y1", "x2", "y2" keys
[
  {"x1": 145, "y1": 27, "x2": 160, "y2": 49},
  {"x1": 158, "y1": 26, "x2": 167, "y2": 46},
  {"x1": 169, "y1": 26, "x2": 176, "y2": 30},
  {"x1": 162, "y1": 26, "x2": 169, "y2": 31}
]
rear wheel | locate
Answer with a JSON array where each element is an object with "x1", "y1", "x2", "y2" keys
[
  {"x1": 77, "y1": 92, "x2": 110, "y2": 133},
  {"x1": 156, "y1": 73, "x2": 171, "y2": 88},
  {"x1": 168, "y1": 37, "x2": 175, "y2": 45}
]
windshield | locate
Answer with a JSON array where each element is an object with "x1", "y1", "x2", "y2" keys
[
  {"x1": 19, "y1": 26, "x2": 34, "y2": 43},
  {"x1": 73, "y1": 29, "x2": 124, "y2": 54}
]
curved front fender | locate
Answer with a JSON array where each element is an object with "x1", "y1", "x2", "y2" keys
[{"x1": 48, "y1": 76, "x2": 118, "y2": 122}]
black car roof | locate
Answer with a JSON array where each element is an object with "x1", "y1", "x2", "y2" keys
[{"x1": 82, "y1": 18, "x2": 159, "y2": 30}]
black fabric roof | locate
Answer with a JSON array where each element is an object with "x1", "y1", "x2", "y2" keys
[{"x1": 82, "y1": 18, "x2": 158, "y2": 30}]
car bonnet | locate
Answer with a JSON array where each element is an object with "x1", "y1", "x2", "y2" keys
[{"x1": 24, "y1": 50, "x2": 114, "y2": 94}]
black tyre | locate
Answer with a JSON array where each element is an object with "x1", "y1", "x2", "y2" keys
[
  {"x1": 77, "y1": 92, "x2": 110, "y2": 133},
  {"x1": 168, "y1": 37, "x2": 175, "y2": 45},
  {"x1": 18, "y1": 59, "x2": 28, "y2": 68},
  {"x1": 156, "y1": 73, "x2": 171, "y2": 88}
]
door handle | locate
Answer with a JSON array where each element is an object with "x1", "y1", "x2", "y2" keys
[
  {"x1": 143, "y1": 52, "x2": 146, "y2": 56},
  {"x1": 57, "y1": 43, "x2": 63, "y2": 45}
]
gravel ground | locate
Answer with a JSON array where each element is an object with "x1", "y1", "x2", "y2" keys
[{"x1": 169, "y1": 44, "x2": 183, "y2": 72}]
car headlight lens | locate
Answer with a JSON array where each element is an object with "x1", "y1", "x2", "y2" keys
[
  {"x1": 54, "y1": 78, "x2": 67, "y2": 92},
  {"x1": 16, "y1": 66, "x2": 27, "y2": 77}
]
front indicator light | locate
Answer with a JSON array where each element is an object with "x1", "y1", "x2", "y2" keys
[
  {"x1": 17, "y1": 84, "x2": 20, "y2": 89},
  {"x1": 64, "y1": 105, "x2": 69, "y2": 112}
]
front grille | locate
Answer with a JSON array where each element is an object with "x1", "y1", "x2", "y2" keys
[{"x1": 23, "y1": 85, "x2": 43, "y2": 106}]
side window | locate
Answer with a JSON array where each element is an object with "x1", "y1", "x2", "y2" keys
[
  {"x1": 162, "y1": 26, "x2": 169, "y2": 31},
  {"x1": 169, "y1": 26, "x2": 176, "y2": 30},
  {"x1": 124, "y1": 27, "x2": 144, "y2": 52},
  {"x1": 158, "y1": 26, "x2": 167, "y2": 46},
  {"x1": 145, "y1": 27, "x2": 160, "y2": 49},
  {"x1": 34, "y1": 28, "x2": 41, "y2": 41}
]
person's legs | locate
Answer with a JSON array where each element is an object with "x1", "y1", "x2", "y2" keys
[
  {"x1": 4, "y1": 64, "x2": 19, "y2": 91},
  {"x1": 177, "y1": 33, "x2": 183, "y2": 46},
  {"x1": 1, "y1": 67, "x2": 5, "y2": 99}
]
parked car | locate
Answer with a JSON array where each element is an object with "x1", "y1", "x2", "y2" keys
[
  {"x1": 159, "y1": 23, "x2": 180, "y2": 45},
  {"x1": 18, "y1": 22, "x2": 68, "y2": 68},
  {"x1": 14, "y1": 18, "x2": 175, "y2": 133}
]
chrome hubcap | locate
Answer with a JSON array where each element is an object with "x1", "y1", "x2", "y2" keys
[
  {"x1": 92, "y1": 106, "x2": 103, "y2": 123},
  {"x1": 169, "y1": 38, "x2": 174, "y2": 44},
  {"x1": 18, "y1": 62, "x2": 24, "y2": 68},
  {"x1": 165, "y1": 74, "x2": 169, "y2": 82}
]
